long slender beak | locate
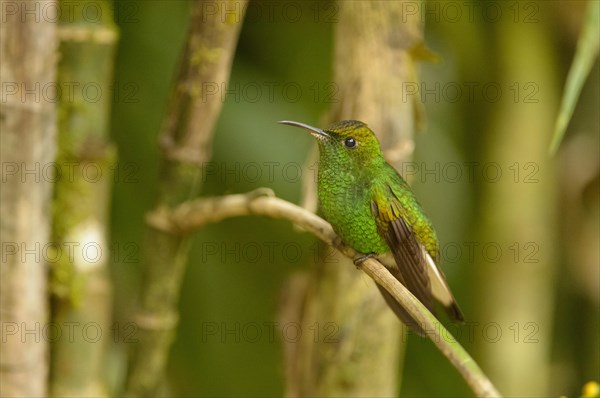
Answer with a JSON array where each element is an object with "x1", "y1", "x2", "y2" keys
[{"x1": 278, "y1": 120, "x2": 329, "y2": 139}]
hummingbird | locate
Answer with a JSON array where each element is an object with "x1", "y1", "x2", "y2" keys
[{"x1": 279, "y1": 119, "x2": 464, "y2": 334}]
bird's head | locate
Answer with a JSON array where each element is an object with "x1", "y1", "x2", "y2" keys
[{"x1": 279, "y1": 120, "x2": 385, "y2": 171}]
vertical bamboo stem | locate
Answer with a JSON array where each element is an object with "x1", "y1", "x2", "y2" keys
[
  {"x1": 283, "y1": 2, "x2": 425, "y2": 395},
  {"x1": 475, "y1": 14, "x2": 560, "y2": 397},
  {"x1": 48, "y1": 1, "x2": 118, "y2": 396},
  {"x1": 0, "y1": 1, "x2": 58, "y2": 396}
]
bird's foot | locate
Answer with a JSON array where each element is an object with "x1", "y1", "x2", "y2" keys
[
  {"x1": 353, "y1": 253, "x2": 376, "y2": 266},
  {"x1": 332, "y1": 235, "x2": 344, "y2": 248}
]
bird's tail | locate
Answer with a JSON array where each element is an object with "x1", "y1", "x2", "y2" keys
[{"x1": 375, "y1": 284, "x2": 426, "y2": 337}]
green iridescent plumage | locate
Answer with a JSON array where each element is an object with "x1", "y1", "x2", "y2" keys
[{"x1": 280, "y1": 119, "x2": 464, "y2": 333}]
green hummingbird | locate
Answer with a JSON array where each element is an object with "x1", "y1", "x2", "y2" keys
[{"x1": 279, "y1": 119, "x2": 464, "y2": 334}]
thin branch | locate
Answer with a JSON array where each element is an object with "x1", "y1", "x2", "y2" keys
[{"x1": 147, "y1": 189, "x2": 502, "y2": 398}]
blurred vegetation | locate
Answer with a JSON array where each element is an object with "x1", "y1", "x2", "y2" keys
[{"x1": 108, "y1": 0, "x2": 598, "y2": 396}]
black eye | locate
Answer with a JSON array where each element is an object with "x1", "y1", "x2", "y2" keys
[{"x1": 344, "y1": 137, "x2": 357, "y2": 148}]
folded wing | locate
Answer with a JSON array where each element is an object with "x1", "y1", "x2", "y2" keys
[{"x1": 371, "y1": 183, "x2": 464, "y2": 327}]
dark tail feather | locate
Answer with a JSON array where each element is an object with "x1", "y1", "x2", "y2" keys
[
  {"x1": 376, "y1": 284, "x2": 425, "y2": 336},
  {"x1": 444, "y1": 300, "x2": 465, "y2": 323}
]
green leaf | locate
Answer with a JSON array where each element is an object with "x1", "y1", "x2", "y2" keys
[{"x1": 550, "y1": 0, "x2": 599, "y2": 155}]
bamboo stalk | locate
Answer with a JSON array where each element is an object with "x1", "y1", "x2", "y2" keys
[
  {"x1": 124, "y1": 2, "x2": 247, "y2": 396},
  {"x1": 0, "y1": 1, "x2": 58, "y2": 396},
  {"x1": 48, "y1": 1, "x2": 119, "y2": 396},
  {"x1": 280, "y1": 1, "x2": 425, "y2": 395},
  {"x1": 475, "y1": 10, "x2": 560, "y2": 396}
]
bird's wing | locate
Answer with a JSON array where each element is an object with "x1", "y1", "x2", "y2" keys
[
  {"x1": 371, "y1": 182, "x2": 464, "y2": 323},
  {"x1": 370, "y1": 185, "x2": 436, "y2": 315}
]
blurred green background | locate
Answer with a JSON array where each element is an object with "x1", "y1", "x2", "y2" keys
[{"x1": 108, "y1": 1, "x2": 598, "y2": 396}]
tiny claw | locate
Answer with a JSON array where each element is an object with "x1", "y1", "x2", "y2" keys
[
  {"x1": 353, "y1": 253, "x2": 375, "y2": 266},
  {"x1": 332, "y1": 235, "x2": 344, "y2": 248}
]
